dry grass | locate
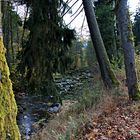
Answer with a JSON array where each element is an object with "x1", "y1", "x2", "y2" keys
[
  {"x1": 30, "y1": 73, "x2": 128, "y2": 140},
  {"x1": 30, "y1": 100, "x2": 77, "y2": 140},
  {"x1": 31, "y1": 90, "x2": 128, "y2": 140}
]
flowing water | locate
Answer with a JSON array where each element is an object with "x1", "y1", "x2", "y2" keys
[
  {"x1": 16, "y1": 95, "x2": 50, "y2": 140},
  {"x1": 16, "y1": 68, "x2": 95, "y2": 139}
]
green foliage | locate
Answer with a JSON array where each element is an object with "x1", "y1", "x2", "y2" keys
[
  {"x1": 10, "y1": 67, "x2": 28, "y2": 92},
  {"x1": 58, "y1": 116, "x2": 78, "y2": 140},
  {"x1": 135, "y1": 45, "x2": 140, "y2": 54},
  {"x1": 95, "y1": 1, "x2": 124, "y2": 69},
  {"x1": 86, "y1": 39, "x2": 96, "y2": 66},
  {"x1": 2, "y1": 2, "x2": 22, "y2": 65},
  {"x1": 135, "y1": 53, "x2": 140, "y2": 80},
  {"x1": 111, "y1": 54, "x2": 124, "y2": 69},
  {"x1": 127, "y1": 11, "x2": 134, "y2": 42},
  {"x1": 17, "y1": 0, "x2": 75, "y2": 99},
  {"x1": 56, "y1": 82, "x2": 103, "y2": 140},
  {"x1": 69, "y1": 39, "x2": 96, "y2": 69},
  {"x1": 69, "y1": 40, "x2": 86, "y2": 69},
  {"x1": 78, "y1": 89, "x2": 99, "y2": 109},
  {"x1": 95, "y1": 2, "x2": 117, "y2": 61},
  {"x1": 133, "y1": 8, "x2": 140, "y2": 46}
]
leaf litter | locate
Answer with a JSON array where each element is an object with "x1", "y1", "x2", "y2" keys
[{"x1": 76, "y1": 100, "x2": 140, "y2": 140}]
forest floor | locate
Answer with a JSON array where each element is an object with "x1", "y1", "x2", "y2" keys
[
  {"x1": 29, "y1": 67, "x2": 140, "y2": 140},
  {"x1": 76, "y1": 97, "x2": 140, "y2": 140},
  {"x1": 30, "y1": 94, "x2": 140, "y2": 140},
  {"x1": 17, "y1": 66, "x2": 99, "y2": 139}
]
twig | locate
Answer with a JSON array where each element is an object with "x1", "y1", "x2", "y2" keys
[
  {"x1": 61, "y1": 0, "x2": 79, "y2": 18},
  {"x1": 66, "y1": 8, "x2": 83, "y2": 26},
  {"x1": 81, "y1": 15, "x2": 86, "y2": 33},
  {"x1": 70, "y1": 3, "x2": 82, "y2": 17}
]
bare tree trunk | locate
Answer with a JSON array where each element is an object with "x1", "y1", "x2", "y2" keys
[
  {"x1": 0, "y1": 1, "x2": 20, "y2": 139},
  {"x1": 82, "y1": 0, "x2": 119, "y2": 88},
  {"x1": 117, "y1": 0, "x2": 140, "y2": 100}
]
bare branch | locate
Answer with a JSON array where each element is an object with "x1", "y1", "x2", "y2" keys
[
  {"x1": 58, "y1": 0, "x2": 71, "y2": 14},
  {"x1": 70, "y1": 3, "x2": 83, "y2": 17},
  {"x1": 66, "y1": 8, "x2": 83, "y2": 26},
  {"x1": 81, "y1": 15, "x2": 86, "y2": 33},
  {"x1": 61, "y1": 0, "x2": 79, "y2": 18}
]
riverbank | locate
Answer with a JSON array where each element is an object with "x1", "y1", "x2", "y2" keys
[
  {"x1": 15, "y1": 66, "x2": 99, "y2": 139},
  {"x1": 30, "y1": 71, "x2": 128, "y2": 140}
]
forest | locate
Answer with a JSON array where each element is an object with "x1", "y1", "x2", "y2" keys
[{"x1": 0, "y1": 0, "x2": 140, "y2": 140}]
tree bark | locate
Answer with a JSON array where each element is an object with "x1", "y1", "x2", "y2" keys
[
  {"x1": 0, "y1": 1, "x2": 20, "y2": 139},
  {"x1": 9, "y1": 2, "x2": 15, "y2": 63},
  {"x1": 82, "y1": 0, "x2": 119, "y2": 88},
  {"x1": 2, "y1": 1, "x2": 11, "y2": 67},
  {"x1": 117, "y1": 0, "x2": 140, "y2": 100}
]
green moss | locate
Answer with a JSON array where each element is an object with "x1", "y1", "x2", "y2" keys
[
  {"x1": 105, "y1": 58, "x2": 120, "y2": 86},
  {"x1": 127, "y1": 11, "x2": 134, "y2": 42},
  {"x1": 0, "y1": 37, "x2": 20, "y2": 140},
  {"x1": 108, "y1": 66, "x2": 120, "y2": 86},
  {"x1": 131, "y1": 83, "x2": 140, "y2": 100},
  {"x1": 135, "y1": 54, "x2": 140, "y2": 86}
]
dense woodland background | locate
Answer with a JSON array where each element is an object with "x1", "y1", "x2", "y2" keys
[{"x1": 0, "y1": 0, "x2": 140, "y2": 139}]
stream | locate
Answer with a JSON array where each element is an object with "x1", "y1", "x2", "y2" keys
[
  {"x1": 15, "y1": 68, "x2": 96, "y2": 139},
  {"x1": 16, "y1": 95, "x2": 50, "y2": 139}
]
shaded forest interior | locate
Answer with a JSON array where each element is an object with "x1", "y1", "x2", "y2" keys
[{"x1": 0, "y1": 0, "x2": 140, "y2": 140}]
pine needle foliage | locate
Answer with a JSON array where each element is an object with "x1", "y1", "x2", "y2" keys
[
  {"x1": 18, "y1": 0, "x2": 75, "y2": 101},
  {"x1": 95, "y1": 0, "x2": 117, "y2": 61}
]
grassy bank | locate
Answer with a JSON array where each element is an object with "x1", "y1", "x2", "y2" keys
[{"x1": 30, "y1": 72, "x2": 128, "y2": 140}]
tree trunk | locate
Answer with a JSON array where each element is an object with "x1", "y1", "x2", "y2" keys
[
  {"x1": 82, "y1": 0, "x2": 119, "y2": 88},
  {"x1": 2, "y1": 1, "x2": 11, "y2": 68},
  {"x1": 117, "y1": 0, "x2": 140, "y2": 100},
  {"x1": 0, "y1": 1, "x2": 20, "y2": 139},
  {"x1": 10, "y1": 2, "x2": 15, "y2": 63}
]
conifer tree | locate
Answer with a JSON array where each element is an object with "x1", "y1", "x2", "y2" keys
[{"x1": 18, "y1": 0, "x2": 75, "y2": 102}]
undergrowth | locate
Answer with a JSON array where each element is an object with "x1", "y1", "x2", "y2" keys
[
  {"x1": 30, "y1": 74, "x2": 127, "y2": 140},
  {"x1": 57, "y1": 87, "x2": 126, "y2": 140},
  {"x1": 135, "y1": 54, "x2": 140, "y2": 82}
]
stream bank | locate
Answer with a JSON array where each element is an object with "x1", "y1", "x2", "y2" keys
[{"x1": 15, "y1": 67, "x2": 97, "y2": 139}]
